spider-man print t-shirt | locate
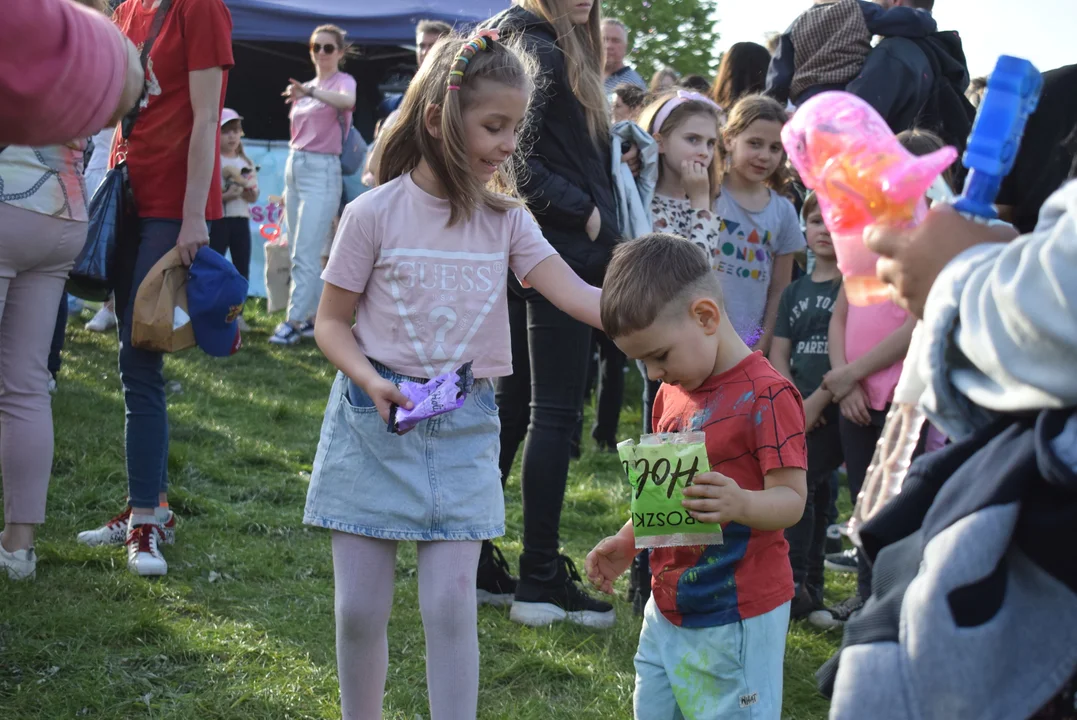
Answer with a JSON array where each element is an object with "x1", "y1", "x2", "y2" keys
[{"x1": 650, "y1": 351, "x2": 807, "y2": 628}]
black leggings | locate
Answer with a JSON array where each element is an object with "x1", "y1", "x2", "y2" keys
[
  {"x1": 209, "y1": 217, "x2": 251, "y2": 281},
  {"x1": 497, "y1": 289, "x2": 592, "y2": 572}
]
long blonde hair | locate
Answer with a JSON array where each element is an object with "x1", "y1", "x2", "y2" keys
[
  {"x1": 638, "y1": 92, "x2": 723, "y2": 206},
  {"x1": 515, "y1": 0, "x2": 609, "y2": 144},
  {"x1": 377, "y1": 34, "x2": 539, "y2": 225}
]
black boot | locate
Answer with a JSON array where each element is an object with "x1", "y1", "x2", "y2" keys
[
  {"x1": 511, "y1": 554, "x2": 615, "y2": 629},
  {"x1": 476, "y1": 540, "x2": 517, "y2": 607}
]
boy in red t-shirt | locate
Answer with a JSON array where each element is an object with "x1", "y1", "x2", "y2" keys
[{"x1": 586, "y1": 233, "x2": 807, "y2": 719}]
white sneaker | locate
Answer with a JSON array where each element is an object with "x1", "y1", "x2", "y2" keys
[
  {"x1": 78, "y1": 506, "x2": 176, "y2": 547},
  {"x1": 0, "y1": 534, "x2": 36, "y2": 581},
  {"x1": 126, "y1": 523, "x2": 168, "y2": 576},
  {"x1": 85, "y1": 306, "x2": 117, "y2": 332},
  {"x1": 237, "y1": 316, "x2": 251, "y2": 333}
]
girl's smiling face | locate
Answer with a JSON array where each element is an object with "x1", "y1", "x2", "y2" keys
[
  {"x1": 726, "y1": 118, "x2": 785, "y2": 184},
  {"x1": 461, "y1": 80, "x2": 529, "y2": 184}
]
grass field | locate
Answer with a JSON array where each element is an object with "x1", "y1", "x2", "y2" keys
[{"x1": 0, "y1": 300, "x2": 850, "y2": 719}]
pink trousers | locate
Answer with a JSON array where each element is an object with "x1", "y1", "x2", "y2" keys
[{"x1": 0, "y1": 202, "x2": 85, "y2": 525}]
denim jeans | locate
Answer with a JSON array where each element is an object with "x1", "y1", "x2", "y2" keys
[
  {"x1": 114, "y1": 219, "x2": 189, "y2": 510},
  {"x1": 284, "y1": 149, "x2": 341, "y2": 325},
  {"x1": 496, "y1": 288, "x2": 592, "y2": 571},
  {"x1": 786, "y1": 405, "x2": 844, "y2": 605}
]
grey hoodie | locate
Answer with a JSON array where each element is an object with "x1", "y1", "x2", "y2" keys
[{"x1": 919, "y1": 179, "x2": 1077, "y2": 439}]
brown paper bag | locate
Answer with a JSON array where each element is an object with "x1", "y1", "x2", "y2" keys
[
  {"x1": 132, "y1": 248, "x2": 196, "y2": 353},
  {"x1": 264, "y1": 240, "x2": 291, "y2": 314}
]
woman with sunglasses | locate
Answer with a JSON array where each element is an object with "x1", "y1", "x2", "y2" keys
[{"x1": 271, "y1": 24, "x2": 357, "y2": 346}]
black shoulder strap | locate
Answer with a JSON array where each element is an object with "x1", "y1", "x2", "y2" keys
[{"x1": 120, "y1": 0, "x2": 174, "y2": 140}]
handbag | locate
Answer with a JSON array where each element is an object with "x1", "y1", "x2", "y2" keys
[
  {"x1": 67, "y1": 0, "x2": 173, "y2": 300},
  {"x1": 339, "y1": 113, "x2": 367, "y2": 176}
]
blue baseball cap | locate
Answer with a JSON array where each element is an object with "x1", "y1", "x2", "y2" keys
[{"x1": 187, "y1": 247, "x2": 248, "y2": 357}]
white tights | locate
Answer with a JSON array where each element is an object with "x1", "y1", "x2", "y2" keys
[{"x1": 331, "y1": 532, "x2": 481, "y2": 720}]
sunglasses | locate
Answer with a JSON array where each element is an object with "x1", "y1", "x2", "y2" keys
[{"x1": 310, "y1": 43, "x2": 337, "y2": 54}]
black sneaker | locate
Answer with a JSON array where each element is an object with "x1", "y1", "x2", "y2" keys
[
  {"x1": 824, "y1": 547, "x2": 859, "y2": 573},
  {"x1": 790, "y1": 583, "x2": 820, "y2": 621},
  {"x1": 510, "y1": 555, "x2": 616, "y2": 629},
  {"x1": 476, "y1": 540, "x2": 516, "y2": 608},
  {"x1": 808, "y1": 594, "x2": 864, "y2": 629},
  {"x1": 825, "y1": 524, "x2": 844, "y2": 555}
]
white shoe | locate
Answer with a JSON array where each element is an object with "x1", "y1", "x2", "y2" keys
[
  {"x1": 78, "y1": 506, "x2": 176, "y2": 547},
  {"x1": 126, "y1": 523, "x2": 168, "y2": 576},
  {"x1": 237, "y1": 316, "x2": 251, "y2": 333},
  {"x1": 0, "y1": 534, "x2": 36, "y2": 581},
  {"x1": 85, "y1": 306, "x2": 117, "y2": 332}
]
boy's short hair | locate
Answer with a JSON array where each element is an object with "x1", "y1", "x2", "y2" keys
[
  {"x1": 612, "y1": 82, "x2": 647, "y2": 110},
  {"x1": 417, "y1": 19, "x2": 453, "y2": 37},
  {"x1": 601, "y1": 233, "x2": 724, "y2": 339}
]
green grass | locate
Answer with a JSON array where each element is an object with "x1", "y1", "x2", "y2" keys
[{"x1": 0, "y1": 300, "x2": 850, "y2": 718}]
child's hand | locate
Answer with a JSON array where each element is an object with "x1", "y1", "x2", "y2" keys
[
  {"x1": 585, "y1": 532, "x2": 635, "y2": 595},
  {"x1": 865, "y1": 205, "x2": 1017, "y2": 319},
  {"x1": 682, "y1": 160, "x2": 711, "y2": 210},
  {"x1": 361, "y1": 376, "x2": 414, "y2": 426},
  {"x1": 682, "y1": 471, "x2": 750, "y2": 525},
  {"x1": 823, "y1": 364, "x2": 859, "y2": 401},
  {"x1": 838, "y1": 385, "x2": 872, "y2": 426}
]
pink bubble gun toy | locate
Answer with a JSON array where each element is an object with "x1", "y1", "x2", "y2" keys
[{"x1": 782, "y1": 92, "x2": 957, "y2": 305}]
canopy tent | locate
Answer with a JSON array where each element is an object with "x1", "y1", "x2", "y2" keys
[{"x1": 225, "y1": 1, "x2": 511, "y2": 46}]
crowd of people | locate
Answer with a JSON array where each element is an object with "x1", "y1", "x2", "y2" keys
[{"x1": 1, "y1": 0, "x2": 1076, "y2": 718}]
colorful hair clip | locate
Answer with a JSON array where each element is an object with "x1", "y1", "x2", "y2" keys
[{"x1": 446, "y1": 28, "x2": 501, "y2": 91}]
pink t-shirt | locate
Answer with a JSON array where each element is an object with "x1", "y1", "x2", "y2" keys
[
  {"x1": 322, "y1": 173, "x2": 558, "y2": 379},
  {"x1": 289, "y1": 71, "x2": 357, "y2": 155},
  {"x1": 845, "y1": 300, "x2": 910, "y2": 411}
]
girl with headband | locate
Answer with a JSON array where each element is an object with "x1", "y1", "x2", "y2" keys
[{"x1": 302, "y1": 30, "x2": 603, "y2": 718}]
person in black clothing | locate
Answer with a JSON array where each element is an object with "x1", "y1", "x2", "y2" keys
[
  {"x1": 484, "y1": 0, "x2": 621, "y2": 629},
  {"x1": 846, "y1": 0, "x2": 975, "y2": 153},
  {"x1": 996, "y1": 64, "x2": 1077, "y2": 234}
]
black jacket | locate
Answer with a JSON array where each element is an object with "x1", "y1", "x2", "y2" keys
[
  {"x1": 487, "y1": 6, "x2": 619, "y2": 286},
  {"x1": 847, "y1": 30, "x2": 971, "y2": 140}
]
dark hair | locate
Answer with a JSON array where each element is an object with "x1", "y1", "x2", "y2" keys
[
  {"x1": 897, "y1": 128, "x2": 956, "y2": 189},
  {"x1": 417, "y1": 19, "x2": 453, "y2": 37},
  {"x1": 679, "y1": 74, "x2": 711, "y2": 94},
  {"x1": 378, "y1": 33, "x2": 538, "y2": 225},
  {"x1": 910, "y1": 0, "x2": 934, "y2": 9},
  {"x1": 710, "y1": 42, "x2": 771, "y2": 110},
  {"x1": 612, "y1": 83, "x2": 647, "y2": 110},
  {"x1": 601, "y1": 233, "x2": 724, "y2": 339}
]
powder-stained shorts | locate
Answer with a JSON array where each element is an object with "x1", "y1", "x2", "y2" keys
[
  {"x1": 303, "y1": 366, "x2": 504, "y2": 542},
  {"x1": 634, "y1": 598, "x2": 790, "y2": 720}
]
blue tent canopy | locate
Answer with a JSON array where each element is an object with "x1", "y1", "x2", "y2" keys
[{"x1": 225, "y1": 1, "x2": 511, "y2": 46}]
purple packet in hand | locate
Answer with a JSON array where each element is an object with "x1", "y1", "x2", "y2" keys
[{"x1": 388, "y1": 361, "x2": 475, "y2": 434}]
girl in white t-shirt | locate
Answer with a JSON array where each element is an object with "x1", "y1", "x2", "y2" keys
[
  {"x1": 210, "y1": 109, "x2": 257, "y2": 328},
  {"x1": 714, "y1": 95, "x2": 806, "y2": 353},
  {"x1": 304, "y1": 31, "x2": 601, "y2": 719}
]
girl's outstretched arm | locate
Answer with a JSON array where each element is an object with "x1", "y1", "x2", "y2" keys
[{"x1": 523, "y1": 255, "x2": 602, "y2": 330}]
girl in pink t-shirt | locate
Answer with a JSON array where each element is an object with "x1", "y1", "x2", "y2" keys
[{"x1": 302, "y1": 31, "x2": 601, "y2": 719}]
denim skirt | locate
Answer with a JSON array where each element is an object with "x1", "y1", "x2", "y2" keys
[{"x1": 303, "y1": 365, "x2": 505, "y2": 541}]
